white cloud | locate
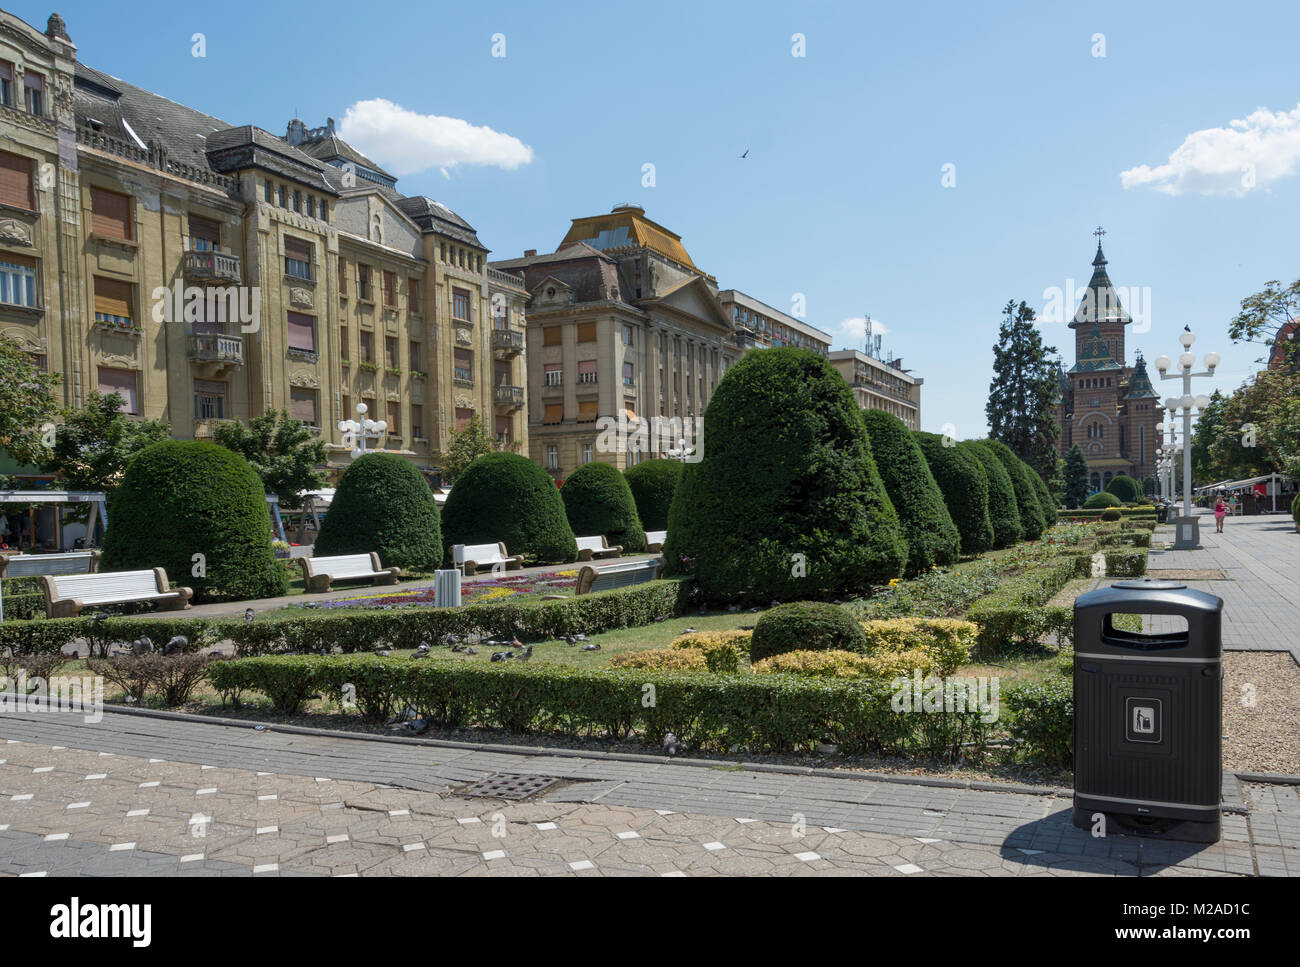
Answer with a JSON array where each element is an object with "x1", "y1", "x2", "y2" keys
[
  {"x1": 831, "y1": 315, "x2": 888, "y2": 350},
  {"x1": 338, "y1": 98, "x2": 534, "y2": 177},
  {"x1": 1120, "y1": 103, "x2": 1300, "y2": 196}
]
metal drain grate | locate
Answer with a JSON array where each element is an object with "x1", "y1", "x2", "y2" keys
[{"x1": 461, "y1": 774, "x2": 561, "y2": 800}]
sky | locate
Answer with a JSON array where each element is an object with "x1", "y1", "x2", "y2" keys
[{"x1": 29, "y1": 0, "x2": 1300, "y2": 437}]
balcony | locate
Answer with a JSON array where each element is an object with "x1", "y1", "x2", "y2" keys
[
  {"x1": 491, "y1": 328, "x2": 525, "y2": 355},
  {"x1": 182, "y1": 249, "x2": 242, "y2": 285},
  {"x1": 495, "y1": 385, "x2": 524, "y2": 409},
  {"x1": 188, "y1": 332, "x2": 244, "y2": 375}
]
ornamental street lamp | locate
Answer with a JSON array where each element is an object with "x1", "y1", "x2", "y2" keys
[
  {"x1": 337, "y1": 402, "x2": 388, "y2": 460},
  {"x1": 1153, "y1": 329, "x2": 1219, "y2": 549}
]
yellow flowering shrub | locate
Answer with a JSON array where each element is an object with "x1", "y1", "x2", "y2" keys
[
  {"x1": 751, "y1": 649, "x2": 874, "y2": 679},
  {"x1": 860, "y1": 648, "x2": 934, "y2": 680},
  {"x1": 609, "y1": 648, "x2": 707, "y2": 672},
  {"x1": 859, "y1": 617, "x2": 974, "y2": 676},
  {"x1": 671, "y1": 630, "x2": 751, "y2": 672}
]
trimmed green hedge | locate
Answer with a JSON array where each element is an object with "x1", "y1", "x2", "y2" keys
[
  {"x1": 982, "y1": 440, "x2": 1046, "y2": 542},
  {"x1": 863, "y1": 411, "x2": 960, "y2": 575},
  {"x1": 1029, "y1": 468, "x2": 1059, "y2": 529},
  {"x1": 960, "y1": 441, "x2": 1023, "y2": 549},
  {"x1": 1005, "y1": 677, "x2": 1073, "y2": 768},
  {"x1": 1106, "y1": 474, "x2": 1141, "y2": 503},
  {"x1": 964, "y1": 557, "x2": 1077, "y2": 655},
  {"x1": 313, "y1": 452, "x2": 441, "y2": 570},
  {"x1": 1, "y1": 591, "x2": 45, "y2": 621},
  {"x1": 1083, "y1": 491, "x2": 1122, "y2": 509},
  {"x1": 623, "y1": 459, "x2": 683, "y2": 531},
  {"x1": 749, "y1": 601, "x2": 867, "y2": 662},
  {"x1": 100, "y1": 440, "x2": 287, "y2": 603},
  {"x1": 561, "y1": 460, "x2": 646, "y2": 552},
  {"x1": 441, "y1": 452, "x2": 577, "y2": 565},
  {"x1": 914, "y1": 431, "x2": 994, "y2": 555}
]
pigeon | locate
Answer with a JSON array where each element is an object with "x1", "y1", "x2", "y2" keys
[
  {"x1": 410, "y1": 649, "x2": 428, "y2": 660},
  {"x1": 573, "y1": 633, "x2": 588, "y2": 642},
  {"x1": 163, "y1": 635, "x2": 188, "y2": 656},
  {"x1": 663, "y1": 732, "x2": 680, "y2": 756},
  {"x1": 740, "y1": 149, "x2": 749, "y2": 159},
  {"x1": 392, "y1": 717, "x2": 430, "y2": 735},
  {"x1": 414, "y1": 642, "x2": 431, "y2": 655},
  {"x1": 130, "y1": 636, "x2": 154, "y2": 655},
  {"x1": 244, "y1": 608, "x2": 255, "y2": 623},
  {"x1": 442, "y1": 633, "x2": 461, "y2": 647},
  {"x1": 511, "y1": 636, "x2": 525, "y2": 650},
  {"x1": 374, "y1": 648, "x2": 392, "y2": 658},
  {"x1": 581, "y1": 643, "x2": 601, "y2": 652},
  {"x1": 769, "y1": 600, "x2": 780, "y2": 610},
  {"x1": 70, "y1": 650, "x2": 79, "y2": 660},
  {"x1": 514, "y1": 645, "x2": 533, "y2": 663},
  {"x1": 748, "y1": 607, "x2": 760, "y2": 613},
  {"x1": 463, "y1": 647, "x2": 478, "y2": 655},
  {"x1": 682, "y1": 627, "x2": 697, "y2": 635},
  {"x1": 564, "y1": 635, "x2": 577, "y2": 645},
  {"x1": 490, "y1": 651, "x2": 513, "y2": 662},
  {"x1": 91, "y1": 611, "x2": 110, "y2": 622},
  {"x1": 726, "y1": 604, "x2": 740, "y2": 613}
]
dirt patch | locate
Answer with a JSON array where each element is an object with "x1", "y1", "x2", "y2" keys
[{"x1": 1223, "y1": 651, "x2": 1300, "y2": 775}]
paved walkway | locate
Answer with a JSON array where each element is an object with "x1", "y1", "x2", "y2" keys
[
  {"x1": 1, "y1": 709, "x2": 1294, "y2": 876},
  {"x1": 1147, "y1": 509, "x2": 1300, "y2": 661}
]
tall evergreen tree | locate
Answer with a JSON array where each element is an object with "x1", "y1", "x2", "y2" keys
[
  {"x1": 1062, "y1": 444, "x2": 1090, "y2": 509},
  {"x1": 986, "y1": 300, "x2": 1061, "y2": 483}
]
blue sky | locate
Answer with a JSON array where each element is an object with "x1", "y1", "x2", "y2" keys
[{"x1": 34, "y1": 0, "x2": 1300, "y2": 436}]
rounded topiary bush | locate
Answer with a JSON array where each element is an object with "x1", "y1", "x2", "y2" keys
[
  {"x1": 313, "y1": 452, "x2": 441, "y2": 570},
  {"x1": 915, "y1": 431, "x2": 994, "y2": 555},
  {"x1": 101, "y1": 440, "x2": 287, "y2": 603},
  {"x1": 561, "y1": 460, "x2": 646, "y2": 552},
  {"x1": 1029, "y1": 468, "x2": 1059, "y2": 529},
  {"x1": 748, "y1": 601, "x2": 868, "y2": 663},
  {"x1": 1084, "y1": 491, "x2": 1122, "y2": 509},
  {"x1": 1100, "y1": 508, "x2": 1121, "y2": 522},
  {"x1": 982, "y1": 440, "x2": 1046, "y2": 541},
  {"x1": 862, "y1": 410, "x2": 960, "y2": 575},
  {"x1": 623, "y1": 458, "x2": 683, "y2": 531},
  {"x1": 663, "y1": 347, "x2": 906, "y2": 603},
  {"x1": 1106, "y1": 474, "x2": 1141, "y2": 503},
  {"x1": 960, "y1": 441, "x2": 1023, "y2": 548},
  {"x1": 441, "y1": 452, "x2": 577, "y2": 564}
]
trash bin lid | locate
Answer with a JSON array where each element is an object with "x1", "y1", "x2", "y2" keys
[{"x1": 1112, "y1": 579, "x2": 1186, "y2": 590}]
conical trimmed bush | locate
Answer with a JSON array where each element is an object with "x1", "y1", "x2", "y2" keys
[
  {"x1": 313, "y1": 452, "x2": 441, "y2": 570},
  {"x1": 982, "y1": 439, "x2": 1046, "y2": 541},
  {"x1": 915, "y1": 431, "x2": 994, "y2": 555},
  {"x1": 562, "y1": 460, "x2": 646, "y2": 552},
  {"x1": 960, "y1": 441, "x2": 1023, "y2": 548},
  {"x1": 441, "y1": 452, "x2": 577, "y2": 565},
  {"x1": 623, "y1": 458, "x2": 683, "y2": 531}
]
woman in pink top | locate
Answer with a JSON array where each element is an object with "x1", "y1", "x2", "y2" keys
[{"x1": 1213, "y1": 495, "x2": 1227, "y2": 533}]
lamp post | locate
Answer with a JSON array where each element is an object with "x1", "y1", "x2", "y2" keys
[
  {"x1": 1153, "y1": 330, "x2": 1219, "y2": 549},
  {"x1": 337, "y1": 402, "x2": 388, "y2": 460}
]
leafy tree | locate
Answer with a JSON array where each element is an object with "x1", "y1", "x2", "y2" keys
[
  {"x1": 0, "y1": 333, "x2": 61, "y2": 467},
  {"x1": 212, "y1": 409, "x2": 328, "y2": 508},
  {"x1": 1218, "y1": 370, "x2": 1300, "y2": 479},
  {"x1": 1062, "y1": 444, "x2": 1090, "y2": 508},
  {"x1": 42, "y1": 391, "x2": 170, "y2": 492},
  {"x1": 1106, "y1": 474, "x2": 1141, "y2": 502},
  {"x1": 313, "y1": 452, "x2": 441, "y2": 570},
  {"x1": 439, "y1": 415, "x2": 503, "y2": 484},
  {"x1": 1229, "y1": 278, "x2": 1299, "y2": 368},
  {"x1": 986, "y1": 300, "x2": 1061, "y2": 482}
]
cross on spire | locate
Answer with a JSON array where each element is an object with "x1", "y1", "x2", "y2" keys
[{"x1": 1093, "y1": 226, "x2": 1106, "y2": 243}]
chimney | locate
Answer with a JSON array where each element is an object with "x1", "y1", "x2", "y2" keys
[{"x1": 524, "y1": 249, "x2": 537, "y2": 258}]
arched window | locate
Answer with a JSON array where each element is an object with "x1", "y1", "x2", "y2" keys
[{"x1": 1090, "y1": 472, "x2": 1101, "y2": 491}]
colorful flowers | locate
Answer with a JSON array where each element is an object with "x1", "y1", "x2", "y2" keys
[{"x1": 304, "y1": 568, "x2": 580, "y2": 611}]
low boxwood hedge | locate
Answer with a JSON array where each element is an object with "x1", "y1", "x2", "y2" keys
[
  {"x1": 749, "y1": 601, "x2": 867, "y2": 662},
  {"x1": 1005, "y1": 677, "x2": 1073, "y2": 768}
]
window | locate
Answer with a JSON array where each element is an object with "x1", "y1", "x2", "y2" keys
[
  {"x1": 544, "y1": 363, "x2": 563, "y2": 386},
  {"x1": 581, "y1": 443, "x2": 594, "y2": 464},
  {"x1": 454, "y1": 348, "x2": 473, "y2": 382},
  {"x1": 407, "y1": 277, "x2": 420, "y2": 310},
  {"x1": 543, "y1": 403, "x2": 563, "y2": 425},
  {"x1": 623, "y1": 362, "x2": 634, "y2": 386},
  {"x1": 291, "y1": 190, "x2": 301, "y2": 213},
  {"x1": 543, "y1": 327, "x2": 561, "y2": 347},
  {"x1": 263, "y1": 180, "x2": 273, "y2": 204},
  {"x1": 97, "y1": 367, "x2": 138, "y2": 414},
  {"x1": 455, "y1": 407, "x2": 473, "y2": 431},
  {"x1": 546, "y1": 445, "x2": 559, "y2": 470},
  {"x1": 452, "y1": 287, "x2": 471, "y2": 322},
  {"x1": 0, "y1": 254, "x2": 37, "y2": 307},
  {"x1": 342, "y1": 393, "x2": 351, "y2": 419},
  {"x1": 338, "y1": 256, "x2": 347, "y2": 297},
  {"x1": 622, "y1": 325, "x2": 633, "y2": 346},
  {"x1": 578, "y1": 360, "x2": 597, "y2": 384},
  {"x1": 90, "y1": 187, "x2": 132, "y2": 240},
  {"x1": 411, "y1": 404, "x2": 424, "y2": 438},
  {"x1": 286, "y1": 311, "x2": 316, "y2": 353},
  {"x1": 0, "y1": 151, "x2": 35, "y2": 210},
  {"x1": 577, "y1": 322, "x2": 596, "y2": 343},
  {"x1": 188, "y1": 214, "x2": 220, "y2": 251},
  {"x1": 306, "y1": 195, "x2": 315, "y2": 218},
  {"x1": 0, "y1": 61, "x2": 12, "y2": 107},
  {"x1": 387, "y1": 401, "x2": 400, "y2": 435},
  {"x1": 383, "y1": 270, "x2": 396, "y2": 306},
  {"x1": 289, "y1": 387, "x2": 318, "y2": 428},
  {"x1": 409, "y1": 341, "x2": 422, "y2": 371},
  {"x1": 357, "y1": 264, "x2": 372, "y2": 301},
  {"x1": 339, "y1": 325, "x2": 349, "y2": 359},
  {"x1": 495, "y1": 415, "x2": 511, "y2": 444},
  {"x1": 578, "y1": 400, "x2": 598, "y2": 423},
  {"x1": 93, "y1": 277, "x2": 133, "y2": 328},
  {"x1": 319, "y1": 199, "x2": 327, "y2": 222},
  {"x1": 385, "y1": 336, "x2": 397, "y2": 369},
  {"x1": 277, "y1": 184, "x2": 286, "y2": 207},
  {"x1": 284, "y1": 236, "x2": 313, "y2": 280},
  {"x1": 359, "y1": 331, "x2": 374, "y2": 363},
  {"x1": 194, "y1": 379, "x2": 227, "y2": 420},
  {"x1": 23, "y1": 71, "x2": 43, "y2": 115},
  {"x1": 439, "y1": 243, "x2": 446, "y2": 262}
]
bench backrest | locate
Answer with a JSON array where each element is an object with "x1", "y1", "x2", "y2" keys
[
  {"x1": 644, "y1": 530, "x2": 667, "y2": 545},
  {"x1": 463, "y1": 542, "x2": 507, "y2": 562},
  {"x1": 309, "y1": 553, "x2": 377, "y2": 574},
  {"x1": 575, "y1": 536, "x2": 608, "y2": 552},
  {"x1": 578, "y1": 558, "x2": 663, "y2": 594},
  {"x1": 48, "y1": 569, "x2": 163, "y2": 603},
  {"x1": 2, "y1": 551, "x2": 99, "y2": 578}
]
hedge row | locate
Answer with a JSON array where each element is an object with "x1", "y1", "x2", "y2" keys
[
  {"x1": 0, "y1": 580, "x2": 691, "y2": 658},
  {"x1": 207, "y1": 654, "x2": 1062, "y2": 763},
  {"x1": 1058, "y1": 508, "x2": 1156, "y2": 521}
]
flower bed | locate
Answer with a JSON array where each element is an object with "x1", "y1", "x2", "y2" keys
[{"x1": 303, "y1": 569, "x2": 581, "y2": 611}]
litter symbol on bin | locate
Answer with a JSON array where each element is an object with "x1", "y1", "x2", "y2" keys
[{"x1": 1124, "y1": 697, "x2": 1162, "y2": 743}]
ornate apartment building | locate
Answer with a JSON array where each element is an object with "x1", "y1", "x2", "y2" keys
[
  {"x1": 0, "y1": 10, "x2": 526, "y2": 482},
  {"x1": 1054, "y1": 239, "x2": 1160, "y2": 491}
]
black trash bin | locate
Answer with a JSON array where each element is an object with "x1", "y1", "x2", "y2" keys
[{"x1": 1072, "y1": 578, "x2": 1223, "y2": 843}]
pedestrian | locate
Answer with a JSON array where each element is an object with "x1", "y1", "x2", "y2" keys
[
  {"x1": 1229, "y1": 493, "x2": 1239, "y2": 517},
  {"x1": 1214, "y1": 494, "x2": 1227, "y2": 533}
]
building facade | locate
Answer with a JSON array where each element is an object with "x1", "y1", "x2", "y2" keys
[
  {"x1": 1054, "y1": 239, "x2": 1160, "y2": 491},
  {"x1": 0, "y1": 10, "x2": 525, "y2": 484},
  {"x1": 716, "y1": 289, "x2": 830, "y2": 356},
  {"x1": 827, "y1": 349, "x2": 923, "y2": 430}
]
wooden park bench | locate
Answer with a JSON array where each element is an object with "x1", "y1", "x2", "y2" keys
[
  {"x1": 643, "y1": 530, "x2": 667, "y2": 553},
  {"x1": 575, "y1": 535, "x2": 622, "y2": 561},
  {"x1": 41, "y1": 568, "x2": 192, "y2": 618},
  {"x1": 299, "y1": 552, "x2": 399, "y2": 593},
  {"x1": 0, "y1": 550, "x2": 101, "y2": 580},
  {"x1": 575, "y1": 557, "x2": 664, "y2": 595},
  {"x1": 454, "y1": 543, "x2": 524, "y2": 576}
]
